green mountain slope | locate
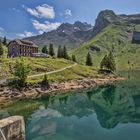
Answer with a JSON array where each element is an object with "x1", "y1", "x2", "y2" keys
[{"x1": 73, "y1": 24, "x2": 140, "y2": 70}]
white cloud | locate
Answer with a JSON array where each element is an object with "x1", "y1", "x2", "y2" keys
[
  {"x1": 16, "y1": 31, "x2": 34, "y2": 38},
  {"x1": 64, "y1": 9, "x2": 72, "y2": 16},
  {"x1": 36, "y1": 4, "x2": 55, "y2": 19},
  {"x1": 32, "y1": 20, "x2": 61, "y2": 34},
  {"x1": 26, "y1": 8, "x2": 39, "y2": 17},
  {"x1": 25, "y1": 4, "x2": 55, "y2": 19}
]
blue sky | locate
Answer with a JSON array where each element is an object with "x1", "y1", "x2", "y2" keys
[{"x1": 0, "y1": 0, "x2": 139, "y2": 39}]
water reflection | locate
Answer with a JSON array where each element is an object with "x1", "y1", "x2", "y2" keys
[
  {"x1": 1, "y1": 71, "x2": 140, "y2": 140},
  {"x1": 101, "y1": 85, "x2": 116, "y2": 105}
]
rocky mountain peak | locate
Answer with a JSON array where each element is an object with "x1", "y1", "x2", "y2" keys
[
  {"x1": 92, "y1": 10, "x2": 121, "y2": 37},
  {"x1": 74, "y1": 21, "x2": 93, "y2": 31}
]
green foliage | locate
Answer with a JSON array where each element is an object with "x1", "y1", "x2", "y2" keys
[
  {"x1": 108, "y1": 51, "x2": 116, "y2": 71},
  {"x1": 100, "y1": 52, "x2": 116, "y2": 72},
  {"x1": 72, "y1": 24, "x2": 140, "y2": 70},
  {"x1": 42, "y1": 45, "x2": 48, "y2": 54},
  {"x1": 63, "y1": 45, "x2": 69, "y2": 59},
  {"x1": 100, "y1": 55, "x2": 108, "y2": 69},
  {"x1": 86, "y1": 52, "x2": 93, "y2": 66},
  {"x1": 0, "y1": 39, "x2": 2, "y2": 45},
  {"x1": 57, "y1": 45, "x2": 69, "y2": 60},
  {"x1": 3, "y1": 36, "x2": 7, "y2": 46},
  {"x1": 0, "y1": 41, "x2": 4, "y2": 57},
  {"x1": 57, "y1": 45, "x2": 63, "y2": 58},
  {"x1": 72, "y1": 55, "x2": 77, "y2": 62},
  {"x1": 41, "y1": 74, "x2": 50, "y2": 89},
  {"x1": 13, "y1": 58, "x2": 30, "y2": 87},
  {"x1": 49, "y1": 44, "x2": 55, "y2": 56}
]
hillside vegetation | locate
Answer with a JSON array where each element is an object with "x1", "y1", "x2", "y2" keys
[
  {"x1": 73, "y1": 24, "x2": 140, "y2": 70},
  {"x1": 0, "y1": 57, "x2": 73, "y2": 79},
  {"x1": 0, "y1": 57, "x2": 101, "y2": 83}
]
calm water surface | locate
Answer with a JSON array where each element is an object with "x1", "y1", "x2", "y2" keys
[{"x1": 1, "y1": 71, "x2": 140, "y2": 140}]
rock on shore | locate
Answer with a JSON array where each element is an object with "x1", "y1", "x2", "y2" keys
[{"x1": 0, "y1": 76, "x2": 125, "y2": 106}]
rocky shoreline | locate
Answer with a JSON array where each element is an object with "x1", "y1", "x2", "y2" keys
[{"x1": 0, "y1": 75, "x2": 125, "y2": 106}]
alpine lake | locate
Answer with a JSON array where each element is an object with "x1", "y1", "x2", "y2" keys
[{"x1": 1, "y1": 71, "x2": 140, "y2": 140}]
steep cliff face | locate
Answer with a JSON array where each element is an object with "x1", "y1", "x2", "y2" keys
[
  {"x1": 92, "y1": 10, "x2": 140, "y2": 38},
  {"x1": 92, "y1": 10, "x2": 120, "y2": 37}
]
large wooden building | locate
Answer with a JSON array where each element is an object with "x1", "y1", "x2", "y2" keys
[{"x1": 7, "y1": 39, "x2": 38, "y2": 57}]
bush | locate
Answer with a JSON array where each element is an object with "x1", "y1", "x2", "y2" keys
[
  {"x1": 41, "y1": 74, "x2": 50, "y2": 89},
  {"x1": 12, "y1": 58, "x2": 30, "y2": 87}
]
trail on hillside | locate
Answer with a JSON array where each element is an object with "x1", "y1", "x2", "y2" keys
[{"x1": 28, "y1": 63, "x2": 77, "y2": 78}]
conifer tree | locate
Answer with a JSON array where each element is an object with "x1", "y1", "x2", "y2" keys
[
  {"x1": 63, "y1": 45, "x2": 69, "y2": 59},
  {"x1": 0, "y1": 39, "x2": 2, "y2": 45},
  {"x1": 3, "y1": 36, "x2": 7, "y2": 46},
  {"x1": 100, "y1": 52, "x2": 116, "y2": 72},
  {"x1": 100, "y1": 55, "x2": 108, "y2": 69},
  {"x1": 42, "y1": 45, "x2": 48, "y2": 54},
  {"x1": 0, "y1": 41, "x2": 4, "y2": 57},
  {"x1": 72, "y1": 55, "x2": 77, "y2": 62},
  {"x1": 49, "y1": 44, "x2": 55, "y2": 56},
  {"x1": 57, "y1": 45, "x2": 62, "y2": 58},
  {"x1": 108, "y1": 51, "x2": 116, "y2": 71},
  {"x1": 86, "y1": 52, "x2": 93, "y2": 66}
]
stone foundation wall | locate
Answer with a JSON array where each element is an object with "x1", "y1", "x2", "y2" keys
[{"x1": 0, "y1": 116, "x2": 25, "y2": 140}]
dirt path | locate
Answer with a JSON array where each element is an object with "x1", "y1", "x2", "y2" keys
[{"x1": 28, "y1": 63, "x2": 77, "y2": 78}]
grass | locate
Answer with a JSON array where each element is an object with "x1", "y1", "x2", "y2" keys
[
  {"x1": 0, "y1": 53, "x2": 101, "y2": 84},
  {"x1": 0, "y1": 57, "x2": 74, "y2": 79},
  {"x1": 27, "y1": 64, "x2": 101, "y2": 84},
  {"x1": 72, "y1": 24, "x2": 140, "y2": 70}
]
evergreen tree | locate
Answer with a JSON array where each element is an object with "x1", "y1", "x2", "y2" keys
[
  {"x1": 3, "y1": 36, "x2": 7, "y2": 46},
  {"x1": 63, "y1": 45, "x2": 69, "y2": 59},
  {"x1": 42, "y1": 45, "x2": 48, "y2": 54},
  {"x1": 100, "y1": 52, "x2": 116, "y2": 72},
  {"x1": 108, "y1": 51, "x2": 116, "y2": 71},
  {"x1": 72, "y1": 55, "x2": 77, "y2": 62},
  {"x1": 41, "y1": 74, "x2": 50, "y2": 89},
  {"x1": 57, "y1": 45, "x2": 63, "y2": 58},
  {"x1": 0, "y1": 41, "x2": 4, "y2": 57},
  {"x1": 49, "y1": 44, "x2": 55, "y2": 56},
  {"x1": 86, "y1": 52, "x2": 93, "y2": 66},
  {"x1": 0, "y1": 39, "x2": 2, "y2": 45},
  {"x1": 100, "y1": 55, "x2": 108, "y2": 69}
]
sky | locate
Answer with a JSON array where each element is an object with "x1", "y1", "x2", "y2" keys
[{"x1": 0, "y1": 0, "x2": 139, "y2": 39}]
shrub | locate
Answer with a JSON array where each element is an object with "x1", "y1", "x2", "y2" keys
[
  {"x1": 12, "y1": 58, "x2": 30, "y2": 87},
  {"x1": 41, "y1": 74, "x2": 50, "y2": 89}
]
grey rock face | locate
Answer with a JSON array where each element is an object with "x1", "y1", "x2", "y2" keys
[{"x1": 25, "y1": 21, "x2": 93, "y2": 49}]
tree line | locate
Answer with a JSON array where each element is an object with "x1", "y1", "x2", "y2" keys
[
  {"x1": 41, "y1": 44, "x2": 77, "y2": 62},
  {"x1": 42, "y1": 43, "x2": 116, "y2": 72},
  {"x1": 85, "y1": 51, "x2": 116, "y2": 72}
]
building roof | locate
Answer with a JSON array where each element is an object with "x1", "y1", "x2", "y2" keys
[{"x1": 7, "y1": 39, "x2": 38, "y2": 48}]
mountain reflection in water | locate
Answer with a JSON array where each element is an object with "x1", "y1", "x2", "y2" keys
[{"x1": 1, "y1": 71, "x2": 140, "y2": 140}]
